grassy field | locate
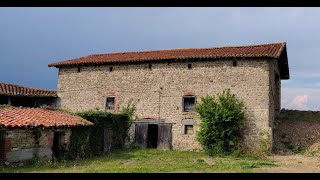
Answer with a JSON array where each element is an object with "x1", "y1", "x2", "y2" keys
[{"x1": 0, "y1": 148, "x2": 276, "y2": 173}]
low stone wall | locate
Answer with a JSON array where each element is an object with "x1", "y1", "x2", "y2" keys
[
  {"x1": 1, "y1": 128, "x2": 71, "y2": 166},
  {"x1": 273, "y1": 110, "x2": 320, "y2": 154}
]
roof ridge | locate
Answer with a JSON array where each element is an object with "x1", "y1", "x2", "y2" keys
[{"x1": 87, "y1": 42, "x2": 287, "y2": 57}]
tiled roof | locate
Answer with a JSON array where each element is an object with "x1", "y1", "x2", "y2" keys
[
  {"x1": 0, "y1": 82, "x2": 57, "y2": 97},
  {"x1": 0, "y1": 106, "x2": 93, "y2": 128},
  {"x1": 48, "y1": 42, "x2": 289, "y2": 79}
]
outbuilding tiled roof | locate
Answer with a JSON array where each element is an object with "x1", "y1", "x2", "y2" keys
[
  {"x1": 0, "y1": 106, "x2": 93, "y2": 128},
  {"x1": 0, "y1": 82, "x2": 57, "y2": 97},
  {"x1": 48, "y1": 42, "x2": 289, "y2": 79}
]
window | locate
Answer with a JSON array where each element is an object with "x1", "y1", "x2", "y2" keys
[
  {"x1": 77, "y1": 67, "x2": 81, "y2": 72},
  {"x1": 181, "y1": 119, "x2": 196, "y2": 135},
  {"x1": 188, "y1": 64, "x2": 192, "y2": 69},
  {"x1": 109, "y1": 67, "x2": 113, "y2": 72},
  {"x1": 233, "y1": 61, "x2": 237, "y2": 67},
  {"x1": 184, "y1": 125, "x2": 194, "y2": 135},
  {"x1": 183, "y1": 96, "x2": 196, "y2": 112},
  {"x1": 148, "y1": 63, "x2": 152, "y2": 70},
  {"x1": 106, "y1": 97, "x2": 115, "y2": 110}
]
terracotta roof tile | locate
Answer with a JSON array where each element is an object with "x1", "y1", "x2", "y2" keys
[
  {"x1": 48, "y1": 42, "x2": 287, "y2": 67},
  {"x1": 48, "y1": 42, "x2": 290, "y2": 79},
  {"x1": 0, "y1": 106, "x2": 93, "y2": 128},
  {"x1": 0, "y1": 82, "x2": 57, "y2": 97}
]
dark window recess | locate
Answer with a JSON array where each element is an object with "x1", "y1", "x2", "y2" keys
[
  {"x1": 77, "y1": 67, "x2": 81, "y2": 72},
  {"x1": 148, "y1": 63, "x2": 152, "y2": 70},
  {"x1": 183, "y1": 96, "x2": 196, "y2": 112},
  {"x1": 106, "y1": 97, "x2": 115, "y2": 110},
  {"x1": 0, "y1": 96, "x2": 8, "y2": 105},
  {"x1": 184, "y1": 125, "x2": 194, "y2": 135},
  {"x1": 233, "y1": 61, "x2": 237, "y2": 67},
  {"x1": 188, "y1": 64, "x2": 192, "y2": 69},
  {"x1": 109, "y1": 67, "x2": 113, "y2": 72}
]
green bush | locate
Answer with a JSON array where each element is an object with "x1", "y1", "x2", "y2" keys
[{"x1": 195, "y1": 89, "x2": 245, "y2": 155}]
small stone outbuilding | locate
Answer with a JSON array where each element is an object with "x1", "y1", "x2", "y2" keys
[
  {"x1": 0, "y1": 106, "x2": 93, "y2": 166},
  {"x1": 0, "y1": 82, "x2": 58, "y2": 108}
]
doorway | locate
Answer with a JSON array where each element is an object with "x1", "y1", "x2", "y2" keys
[
  {"x1": 0, "y1": 131, "x2": 5, "y2": 164},
  {"x1": 147, "y1": 124, "x2": 158, "y2": 148},
  {"x1": 135, "y1": 123, "x2": 172, "y2": 150},
  {"x1": 52, "y1": 132, "x2": 64, "y2": 160}
]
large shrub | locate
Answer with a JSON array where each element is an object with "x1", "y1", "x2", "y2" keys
[{"x1": 195, "y1": 89, "x2": 245, "y2": 155}]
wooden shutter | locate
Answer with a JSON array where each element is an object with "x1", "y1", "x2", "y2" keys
[
  {"x1": 135, "y1": 123, "x2": 148, "y2": 148},
  {"x1": 184, "y1": 97, "x2": 195, "y2": 112},
  {"x1": 157, "y1": 124, "x2": 172, "y2": 150}
]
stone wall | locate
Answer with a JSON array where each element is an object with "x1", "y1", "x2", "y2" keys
[
  {"x1": 1, "y1": 128, "x2": 71, "y2": 165},
  {"x1": 273, "y1": 110, "x2": 320, "y2": 154},
  {"x1": 57, "y1": 59, "x2": 277, "y2": 150}
]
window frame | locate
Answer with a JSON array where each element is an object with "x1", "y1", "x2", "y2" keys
[
  {"x1": 184, "y1": 125, "x2": 194, "y2": 135},
  {"x1": 181, "y1": 119, "x2": 196, "y2": 136},
  {"x1": 182, "y1": 96, "x2": 196, "y2": 112},
  {"x1": 105, "y1": 96, "x2": 116, "y2": 111}
]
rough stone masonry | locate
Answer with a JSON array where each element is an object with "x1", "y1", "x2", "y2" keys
[{"x1": 49, "y1": 42, "x2": 289, "y2": 151}]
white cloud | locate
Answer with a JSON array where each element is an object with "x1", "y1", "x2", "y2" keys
[
  {"x1": 288, "y1": 95, "x2": 308, "y2": 110},
  {"x1": 282, "y1": 87, "x2": 320, "y2": 110}
]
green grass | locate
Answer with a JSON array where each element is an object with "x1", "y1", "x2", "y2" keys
[{"x1": 0, "y1": 148, "x2": 276, "y2": 173}]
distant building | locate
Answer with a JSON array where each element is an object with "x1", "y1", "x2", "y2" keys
[
  {"x1": 48, "y1": 42, "x2": 290, "y2": 151},
  {"x1": 0, "y1": 82, "x2": 57, "y2": 107}
]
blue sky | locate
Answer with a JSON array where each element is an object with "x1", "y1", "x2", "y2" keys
[{"x1": 0, "y1": 7, "x2": 319, "y2": 110}]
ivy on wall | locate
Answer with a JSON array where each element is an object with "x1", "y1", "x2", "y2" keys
[{"x1": 65, "y1": 106, "x2": 134, "y2": 160}]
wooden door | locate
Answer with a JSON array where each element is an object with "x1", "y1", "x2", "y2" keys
[
  {"x1": 135, "y1": 123, "x2": 148, "y2": 148},
  {"x1": 102, "y1": 127, "x2": 113, "y2": 154},
  {"x1": 157, "y1": 124, "x2": 172, "y2": 150}
]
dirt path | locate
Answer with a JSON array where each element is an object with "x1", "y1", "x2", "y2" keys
[{"x1": 255, "y1": 155, "x2": 320, "y2": 173}]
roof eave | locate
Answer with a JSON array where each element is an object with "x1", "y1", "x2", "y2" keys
[{"x1": 48, "y1": 55, "x2": 278, "y2": 68}]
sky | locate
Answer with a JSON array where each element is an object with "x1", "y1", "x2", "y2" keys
[{"x1": 0, "y1": 7, "x2": 319, "y2": 110}]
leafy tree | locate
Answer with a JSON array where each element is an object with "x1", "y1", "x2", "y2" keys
[{"x1": 195, "y1": 89, "x2": 245, "y2": 155}]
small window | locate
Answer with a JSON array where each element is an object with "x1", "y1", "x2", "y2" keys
[
  {"x1": 183, "y1": 96, "x2": 196, "y2": 112},
  {"x1": 233, "y1": 61, "x2": 237, "y2": 67},
  {"x1": 106, "y1": 97, "x2": 115, "y2": 110},
  {"x1": 77, "y1": 67, "x2": 81, "y2": 72},
  {"x1": 148, "y1": 63, "x2": 152, "y2": 70},
  {"x1": 188, "y1": 64, "x2": 192, "y2": 69},
  {"x1": 109, "y1": 67, "x2": 113, "y2": 72},
  {"x1": 184, "y1": 125, "x2": 194, "y2": 135}
]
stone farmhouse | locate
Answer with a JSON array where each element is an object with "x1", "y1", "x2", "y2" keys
[{"x1": 48, "y1": 42, "x2": 289, "y2": 151}]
